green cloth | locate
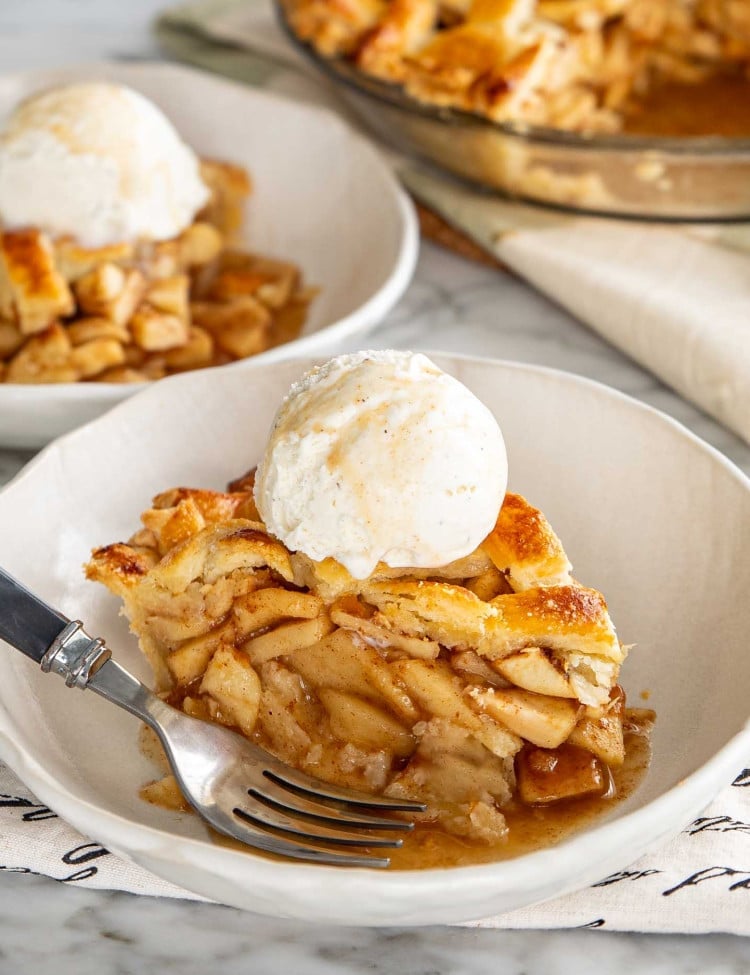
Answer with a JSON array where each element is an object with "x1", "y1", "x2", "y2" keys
[{"x1": 158, "y1": 0, "x2": 289, "y2": 87}]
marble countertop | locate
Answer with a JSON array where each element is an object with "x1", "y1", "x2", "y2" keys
[{"x1": 1, "y1": 1, "x2": 749, "y2": 971}]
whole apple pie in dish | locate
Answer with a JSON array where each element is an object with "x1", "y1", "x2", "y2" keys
[
  {"x1": 282, "y1": 0, "x2": 750, "y2": 135},
  {"x1": 87, "y1": 352, "x2": 653, "y2": 866}
]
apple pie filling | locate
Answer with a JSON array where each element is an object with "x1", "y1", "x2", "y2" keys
[{"x1": 87, "y1": 474, "x2": 654, "y2": 862}]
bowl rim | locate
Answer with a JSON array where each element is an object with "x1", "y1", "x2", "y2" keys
[
  {"x1": 275, "y1": 3, "x2": 750, "y2": 157},
  {"x1": 0, "y1": 352, "x2": 749, "y2": 922},
  {"x1": 0, "y1": 60, "x2": 419, "y2": 401}
]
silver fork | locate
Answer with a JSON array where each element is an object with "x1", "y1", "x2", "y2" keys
[{"x1": 0, "y1": 568, "x2": 424, "y2": 868}]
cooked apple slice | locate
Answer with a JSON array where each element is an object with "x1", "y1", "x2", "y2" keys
[
  {"x1": 319, "y1": 689, "x2": 416, "y2": 758},
  {"x1": 568, "y1": 687, "x2": 626, "y2": 765},
  {"x1": 167, "y1": 621, "x2": 233, "y2": 686},
  {"x1": 568, "y1": 711, "x2": 625, "y2": 766},
  {"x1": 200, "y1": 645, "x2": 261, "y2": 737},
  {"x1": 515, "y1": 743, "x2": 610, "y2": 804},
  {"x1": 140, "y1": 774, "x2": 190, "y2": 812},
  {"x1": 287, "y1": 630, "x2": 419, "y2": 724},
  {"x1": 234, "y1": 587, "x2": 323, "y2": 640},
  {"x1": 391, "y1": 659, "x2": 521, "y2": 758},
  {"x1": 470, "y1": 687, "x2": 579, "y2": 748},
  {"x1": 494, "y1": 646, "x2": 576, "y2": 698},
  {"x1": 243, "y1": 615, "x2": 334, "y2": 665}
]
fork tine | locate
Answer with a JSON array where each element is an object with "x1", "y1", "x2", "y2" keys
[
  {"x1": 263, "y1": 767, "x2": 427, "y2": 812},
  {"x1": 209, "y1": 808, "x2": 392, "y2": 868},
  {"x1": 233, "y1": 805, "x2": 403, "y2": 849},
  {"x1": 250, "y1": 780, "x2": 415, "y2": 831}
]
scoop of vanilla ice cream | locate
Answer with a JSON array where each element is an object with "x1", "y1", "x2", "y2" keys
[
  {"x1": 254, "y1": 351, "x2": 508, "y2": 578},
  {"x1": 0, "y1": 82, "x2": 209, "y2": 247}
]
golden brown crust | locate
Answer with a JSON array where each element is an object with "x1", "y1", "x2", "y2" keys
[
  {"x1": 152, "y1": 487, "x2": 260, "y2": 523},
  {"x1": 0, "y1": 230, "x2": 74, "y2": 334},
  {"x1": 482, "y1": 492, "x2": 572, "y2": 589},
  {"x1": 86, "y1": 542, "x2": 158, "y2": 596},
  {"x1": 283, "y1": 0, "x2": 750, "y2": 132},
  {"x1": 285, "y1": 0, "x2": 386, "y2": 56},
  {"x1": 485, "y1": 584, "x2": 622, "y2": 661}
]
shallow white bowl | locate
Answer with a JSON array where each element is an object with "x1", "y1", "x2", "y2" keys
[
  {"x1": 0, "y1": 354, "x2": 749, "y2": 925},
  {"x1": 0, "y1": 62, "x2": 418, "y2": 448}
]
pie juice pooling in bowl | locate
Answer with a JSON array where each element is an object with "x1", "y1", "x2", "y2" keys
[{"x1": 87, "y1": 351, "x2": 654, "y2": 867}]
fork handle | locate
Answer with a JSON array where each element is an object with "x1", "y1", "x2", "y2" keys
[
  {"x1": 0, "y1": 567, "x2": 70, "y2": 665},
  {"x1": 0, "y1": 566, "x2": 112, "y2": 688},
  {"x1": 0, "y1": 566, "x2": 173, "y2": 731}
]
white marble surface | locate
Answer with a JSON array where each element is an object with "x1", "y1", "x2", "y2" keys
[{"x1": 1, "y1": 1, "x2": 749, "y2": 971}]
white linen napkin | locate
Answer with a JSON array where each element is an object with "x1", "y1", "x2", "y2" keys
[
  {"x1": 2, "y1": 757, "x2": 750, "y2": 933},
  {"x1": 157, "y1": 0, "x2": 750, "y2": 447}
]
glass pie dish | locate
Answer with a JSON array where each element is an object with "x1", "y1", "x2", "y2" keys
[{"x1": 276, "y1": 3, "x2": 750, "y2": 223}]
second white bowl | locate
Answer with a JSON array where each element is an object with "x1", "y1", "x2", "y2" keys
[{"x1": 0, "y1": 61, "x2": 418, "y2": 448}]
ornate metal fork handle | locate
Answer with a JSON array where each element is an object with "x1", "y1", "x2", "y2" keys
[{"x1": 40, "y1": 620, "x2": 111, "y2": 688}]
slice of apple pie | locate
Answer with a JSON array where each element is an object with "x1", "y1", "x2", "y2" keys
[{"x1": 87, "y1": 478, "x2": 642, "y2": 848}]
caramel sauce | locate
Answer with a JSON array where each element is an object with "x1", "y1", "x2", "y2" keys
[
  {"x1": 203, "y1": 720, "x2": 652, "y2": 870},
  {"x1": 624, "y1": 77, "x2": 750, "y2": 138}
]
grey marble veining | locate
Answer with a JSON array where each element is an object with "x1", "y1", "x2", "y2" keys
[
  {"x1": 1, "y1": 872, "x2": 750, "y2": 975},
  {"x1": 0, "y1": 1, "x2": 749, "y2": 971}
]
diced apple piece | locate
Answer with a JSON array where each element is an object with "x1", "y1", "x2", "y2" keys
[
  {"x1": 470, "y1": 687, "x2": 579, "y2": 748},
  {"x1": 568, "y1": 712, "x2": 625, "y2": 766},
  {"x1": 568, "y1": 686, "x2": 626, "y2": 765},
  {"x1": 391, "y1": 659, "x2": 521, "y2": 758},
  {"x1": 319, "y1": 689, "x2": 416, "y2": 758},
  {"x1": 494, "y1": 646, "x2": 576, "y2": 699},
  {"x1": 464, "y1": 565, "x2": 511, "y2": 601},
  {"x1": 140, "y1": 774, "x2": 190, "y2": 812},
  {"x1": 516, "y1": 744, "x2": 610, "y2": 804},
  {"x1": 200, "y1": 645, "x2": 261, "y2": 737}
]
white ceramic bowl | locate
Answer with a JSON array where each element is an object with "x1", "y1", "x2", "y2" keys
[
  {"x1": 0, "y1": 62, "x2": 418, "y2": 449},
  {"x1": 0, "y1": 354, "x2": 748, "y2": 926}
]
